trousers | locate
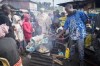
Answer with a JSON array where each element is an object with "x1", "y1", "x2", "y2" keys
[{"x1": 69, "y1": 38, "x2": 84, "y2": 61}]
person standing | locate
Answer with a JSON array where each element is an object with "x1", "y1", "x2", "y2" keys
[
  {"x1": 93, "y1": 29, "x2": 100, "y2": 66},
  {"x1": 13, "y1": 15, "x2": 25, "y2": 53},
  {"x1": 0, "y1": 4, "x2": 15, "y2": 39},
  {"x1": 55, "y1": 10, "x2": 61, "y2": 18},
  {"x1": 59, "y1": 12, "x2": 66, "y2": 27},
  {"x1": 0, "y1": 24, "x2": 22, "y2": 66},
  {"x1": 51, "y1": 11, "x2": 60, "y2": 33},
  {"x1": 57, "y1": 4, "x2": 87, "y2": 66},
  {"x1": 37, "y1": 8, "x2": 52, "y2": 34},
  {"x1": 22, "y1": 14, "x2": 33, "y2": 44},
  {"x1": 33, "y1": 20, "x2": 42, "y2": 36}
]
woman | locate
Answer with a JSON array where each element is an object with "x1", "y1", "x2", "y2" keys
[
  {"x1": 13, "y1": 15, "x2": 25, "y2": 53},
  {"x1": 22, "y1": 14, "x2": 33, "y2": 44},
  {"x1": 0, "y1": 24, "x2": 22, "y2": 66}
]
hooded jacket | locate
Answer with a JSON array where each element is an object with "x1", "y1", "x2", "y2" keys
[
  {"x1": 22, "y1": 14, "x2": 33, "y2": 41},
  {"x1": 12, "y1": 15, "x2": 24, "y2": 41}
]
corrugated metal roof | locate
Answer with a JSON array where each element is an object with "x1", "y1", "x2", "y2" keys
[
  {"x1": 0, "y1": 0, "x2": 36, "y2": 9},
  {"x1": 57, "y1": 0, "x2": 94, "y2": 8}
]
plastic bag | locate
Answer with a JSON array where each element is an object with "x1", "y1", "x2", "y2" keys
[
  {"x1": 26, "y1": 42, "x2": 35, "y2": 52},
  {"x1": 85, "y1": 34, "x2": 92, "y2": 47}
]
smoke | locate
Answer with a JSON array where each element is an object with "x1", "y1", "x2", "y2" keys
[{"x1": 29, "y1": 11, "x2": 59, "y2": 54}]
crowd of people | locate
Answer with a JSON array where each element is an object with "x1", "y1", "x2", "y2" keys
[
  {"x1": 0, "y1": 4, "x2": 22, "y2": 66},
  {"x1": 0, "y1": 3, "x2": 100, "y2": 66},
  {"x1": 0, "y1": 4, "x2": 65, "y2": 66}
]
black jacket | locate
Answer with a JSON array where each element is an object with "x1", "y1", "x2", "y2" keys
[
  {"x1": 0, "y1": 38, "x2": 20, "y2": 66},
  {"x1": 0, "y1": 12, "x2": 15, "y2": 39},
  {"x1": 93, "y1": 38, "x2": 100, "y2": 65}
]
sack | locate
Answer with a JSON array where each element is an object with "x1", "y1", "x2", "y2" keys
[
  {"x1": 65, "y1": 48, "x2": 70, "y2": 59},
  {"x1": 85, "y1": 34, "x2": 92, "y2": 47}
]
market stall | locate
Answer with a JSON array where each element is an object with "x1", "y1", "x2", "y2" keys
[
  {"x1": 57, "y1": 0, "x2": 100, "y2": 66},
  {"x1": 25, "y1": 33, "x2": 69, "y2": 66}
]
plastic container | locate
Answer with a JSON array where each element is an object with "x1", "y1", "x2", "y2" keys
[{"x1": 65, "y1": 48, "x2": 70, "y2": 59}]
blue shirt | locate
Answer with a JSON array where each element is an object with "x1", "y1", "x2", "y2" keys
[{"x1": 64, "y1": 11, "x2": 87, "y2": 40}]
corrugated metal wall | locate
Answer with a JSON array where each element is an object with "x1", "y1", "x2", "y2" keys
[{"x1": 1, "y1": 0, "x2": 30, "y2": 9}]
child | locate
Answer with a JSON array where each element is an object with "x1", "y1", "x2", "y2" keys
[
  {"x1": 22, "y1": 14, "x2": 33, "y2": 44},
  {"x1": 59, "y1": 12, "x2": 66, "y2": 27},
  {"x1": 13, "y1": 15, "x2": 25, "y2": 53}
]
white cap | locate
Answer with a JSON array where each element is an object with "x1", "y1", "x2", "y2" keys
[
  {"x1": 56, "y1": 26, "x2": 63, "y2": 33},
  {"x1": 40, "y1": 8, "x2": 45, "y2": 12}
]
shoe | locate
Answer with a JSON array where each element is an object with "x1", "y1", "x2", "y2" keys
[{"x1": 80, "y1": 61, "x2": 84, "y2": 66}]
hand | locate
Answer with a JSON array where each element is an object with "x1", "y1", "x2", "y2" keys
[
  {"x1": 0, "y1": 33, "x2": 5, "y2": 38},
  {"x1": 17, "y1": 39, "x2": 20, "y2": 42},
  {"x1": 60, "y1": 38, "x2": 65, "y2": 41},
  {"x1": 56, "y1": 30, "x2": 65, "y2": 39},
  {"x1": 56, "y1": 34, "x2": 60, "y2": 39},
  {"x1": 2, "y1": 24, "x2": 9, "y2": 33},
  {"x1": 33, "y1": 28, "x2": 35, "y2": 32}
]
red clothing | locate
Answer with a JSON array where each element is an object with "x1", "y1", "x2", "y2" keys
[
  {"x1": 22, "y1": 14, "x2": 33, "y2": 41},
  {"x1": 14, "y1": 57, "x2": 22, "y2": 66}
]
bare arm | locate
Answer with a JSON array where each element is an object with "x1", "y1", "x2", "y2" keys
[{"x1": 57, "y1": 29, "x2": 66, "y2": 38}]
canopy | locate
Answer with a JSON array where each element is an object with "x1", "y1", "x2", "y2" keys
[
  {"x1": 58, "y1": 0, "x2": 100, "y2": 8},
  {"x1": 57, "y1": 0, "x2": 94, "y2": 9},
  {"x1": 95, "y1": 0, "x2": 100, "y2": 8}
]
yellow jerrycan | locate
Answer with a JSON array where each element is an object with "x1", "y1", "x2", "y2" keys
[{"x1": 65, "y1": 48, "x2": 70, "y2": 59}]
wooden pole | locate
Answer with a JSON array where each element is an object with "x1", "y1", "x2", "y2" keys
[{"x1": 53, "y1": 0, "x2": 54, "y2": 10}]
